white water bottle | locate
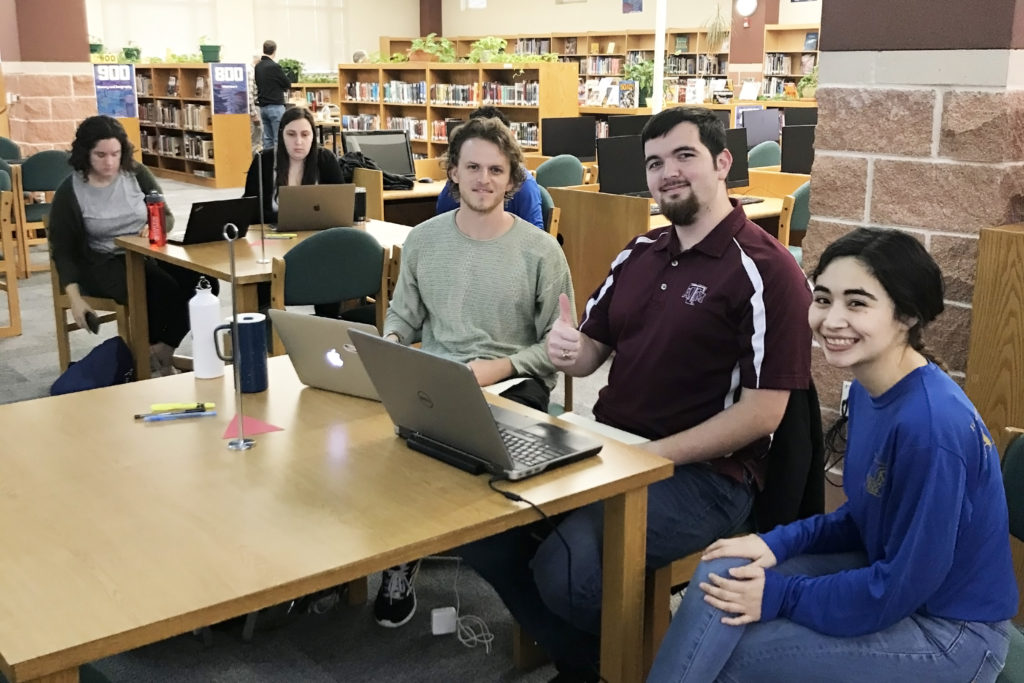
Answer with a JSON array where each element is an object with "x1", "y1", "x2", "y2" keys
[{"x1": 189, "y1": 277, "x2": 224, "y2": 379}]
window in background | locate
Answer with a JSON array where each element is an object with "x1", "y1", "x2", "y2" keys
[{"x1": 253, "y1": 0, "x2": 345, "y2": 74}]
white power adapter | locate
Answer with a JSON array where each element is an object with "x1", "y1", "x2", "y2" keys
[{"x1": 431, "y1": 606, "x2": 458, "y2": 635}]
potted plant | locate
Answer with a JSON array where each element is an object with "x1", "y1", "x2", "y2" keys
[
  {"x1": 623, "y1": 58, "x2": 654, "y2": 107},
  {"x1": 797, "y1": 64, "x2": 818, "y2": 99},
  {"x1": 120, "y1": 41, "x2": 141, "y2": 63},
  {"x1": 88, "y1": 35, "x2": 104, "y2": 54},
  {"x1": 467, "y1": 36, "x2": 507, "y2": 64},
  {"x1": 407, "y1": 33, "x2": 456, "y2": 63},
  {"x1": 278, "y1": 58, "x2": 304, "y2": 84},
  {"x1": 198, "y1": 35, "x2": 221, "y2": 63}
]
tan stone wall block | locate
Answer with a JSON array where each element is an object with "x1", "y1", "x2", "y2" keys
[
  {"x1": 799, "y1": 219, "x2": 859, "y2": 275},
  {"x1": 73, "y1": 74, "x2": 96, "y2": 97},
  {"x1": 940, "y1": 91, "x2": 1024, "y2": 163},
  {"x1": 811, "y1": 350, "x2": 854, "y2": 419},
  {"x1": 871, "y1": 160, "x2": 1013, "y2": 232},
  {"x1": 15, "y1": 75, "x2": 73, "y2": 98},
  {"x1": 21, "y1": 120, "x2": 77, "y2": 145},
  {"x1": 927, "y1": 305, "x2": 971, "y2": 373},
  {"x1": 17, "y1": 97, "x2": 52, "y2": 121},
  {"x1": 19, "y1": 143, "x2": 57, "y2": 155},
  {"x1": 816, "y1": 87, "x2": 935, "y2": 156},
  {"x1": 8, "y1": 119, "x2": 29, "y2": 141},
  {"x1": 809, "y1": 155, "x2": 868, "y2": 221},
  {"x1": 929, "y1": 234, "x2": 978, "y2": 304},
  {"x1": 51, "y1": 96, "x2": 98, "y2": 120}
]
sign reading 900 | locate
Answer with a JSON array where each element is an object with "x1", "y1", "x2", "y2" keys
[
  {"x1": 96, "y1": 64, "x2": 132, "y2": 82},
  {"x1": 213, "y1": 66, "x2": 245, "y2": 82}
]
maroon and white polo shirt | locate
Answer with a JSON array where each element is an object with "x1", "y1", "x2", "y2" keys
[{"x1": 580, "y1": 202, "x2": 812, "y2": 485}]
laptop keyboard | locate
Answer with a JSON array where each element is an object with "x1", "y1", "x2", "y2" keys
[{"x1": 499, "y1": 428, "x2": 572, "y2": 467}]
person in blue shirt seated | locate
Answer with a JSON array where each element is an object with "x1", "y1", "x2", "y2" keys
[
  {"x1": 435, "y1": 105, "x2": 544, "y2": 230},
  {"x1": 647, "y1": 227, "x2": 1018, "y2": 683}
]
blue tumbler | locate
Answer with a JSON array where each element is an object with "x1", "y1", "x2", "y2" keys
[{"x1": 214, "y1": 313, "x2": 269, "y2": 393}]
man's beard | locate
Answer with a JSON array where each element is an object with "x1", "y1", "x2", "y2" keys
[{"x1": 660, "y1": 192, "x2": 700, "y2": 226}]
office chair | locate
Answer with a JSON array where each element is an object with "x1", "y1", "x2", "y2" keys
[
  {"x1": 535, "y1": 154, "x2": 585, "y2": 189},
  {"x1": 538, "y1": 185, "x2": 561, "y2": 239},
  {"x1": 747, "y1": 140, "x2": 781, "y2": 168},
  {"x1": 0, "y1": 169, "x2": 21, "y2": 337},
  {"x1": 0, "y1": 136, "x2": 21, "y2": 161},
  {"x1": 12, "y1": 149, "x2": 72, "y2": 277},
  {"x1": 778, "y1": 181, "x2": 810, "y2": 265},
  {"x1": 998, "y1": 434, "x2": 1024, "y2": 682}
]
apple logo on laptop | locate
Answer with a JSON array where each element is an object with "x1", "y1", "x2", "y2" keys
[
  {"x1": 325, "y1": 348, "x2": 343, "y2": 368},
  {"x1": 313, "y1": 203, "x2": 321, "y2": 212}
]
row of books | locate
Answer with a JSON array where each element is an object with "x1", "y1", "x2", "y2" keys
[
  {"x1": 345, "y1": 81, "x2": 380, "y2": 102},
  {"x1": 509, "y1": 122, "x2": 538, "y2": 147},
  {"x1": 586, "y1": 56, "x2": 624, "y2": 75},
  {"x1": 765, "y1": 53, "x2": 815, "y2": 76},
  {"x1": 139, "y1": 102, "x2": 211, "y2": 131},
  {"x1": 514, "y1": 37, "x2": 551, "y2": 55},
  {"x1": 135, "y1": 73, "x2": 207, "y2": 98},
  {"x1": 182, "y1": 133, "x2": 215, "y2": 162},
  {"x1": 430, "y1": 119, "x2": 452, "y2": 142},
  {"x1": 430, "y1": 83, "x2": 478, "y2": 106},
  {"x1": 383, "y1": 80, "x2": 427, "y2": 104},
  {"x1": 386, "y1": 117, "x2": 429, "y2": 141},
  {"x1": 480, "y1": 80, "x2": 540, "y2": 107},
  {"x1": 579, "y1": 76, "x2": 728, "y2": 107},
  {"x1": 340, "y1": 114, "x2": 379, "y2": 130}
]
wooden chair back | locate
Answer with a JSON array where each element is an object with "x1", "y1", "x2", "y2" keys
[
  {"x1": 12, "y1": 150, "x2": 71, "y2": 278},
  {"x1": 413, "y1": 157, "x2": 447, "y2": 181},
  {"x1": 777, "y1": 193, "x2": 795, "y2": 247},
  {"x1": 49, "y1": 264, "x2": 129, "y2": 371},
  {"x1": 0, "y1": 180, "x2": 21, "y2": 337},
  {"x1": 352, "y1": 167, "x2": 385, "y2": 220}
]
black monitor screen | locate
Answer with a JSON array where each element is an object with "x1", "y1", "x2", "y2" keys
[
  {"x1": 541, "y1": 116, "x2": 597, "y2": 161},
  {"x1": 741, "y1": 108, "x2": 782, "y2": 149},
  {"x1": 607, "y1": 114, "x2": 651, "y2": 139},
  {"x1": 725, "y1": 127, "x2": 750, "y2": 189},
  {"x1": 596, "y1": 135, "x2": 647, "y2": 196},
  {"x1": 783, "y1": 107, "x2": 818, "y2": 126},
  {"x1": 781, "y1": 124, "x2": 816, "y2": 174},
  {"x1": 444, "y1": 118, "x2": 464, "y2": 140},
  {"x1": 712, "y1": 109, "x2": 731, "y2": 128},
  {"x1": 342, "y1": 129, "x2": 415, "y2": 176}
]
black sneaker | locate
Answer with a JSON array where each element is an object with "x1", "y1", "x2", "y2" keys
[{"x1": 374, "y1": 561, "x2": 420, "y2": 628}]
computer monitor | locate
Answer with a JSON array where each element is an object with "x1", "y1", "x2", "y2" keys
[
  {"x1": 783, "y1": 107, "x2": 818, "y2": 126},
  {"x1": 341, "y1": 129, "x2": 415, "y2": 176},
  {"x1": 596, "y1": 135, "x2": 648, "y2": 196},
  {"x1": 607, "y1": 114, "x2": 651, "y2": 139},
  {"x1": 781, "y1": 124, "x2": 816, "y2": 174},
  {"x1": 725, "y1": 127, "x2": 750, "y2": 189},
  {"x1": 712, "y1": 109, "x2": 732, "y2": 128},
  {"x1": 740, "y1": 108, "x2": 782, "y2": 149},
  {"x1": 541, "y1": 116, "x2": 597, "y2": 161},
  {"x1": 444, "y1": 118, "x2": 464, "y2": 140}
]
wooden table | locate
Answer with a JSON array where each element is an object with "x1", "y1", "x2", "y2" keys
[
  {"x1": 382, "y1": 180, "x2": 445, "y2": 227},
  {"x1": 0, "y1": 358, "x2": 672, "y2": 683},
  {"x1": 649, "y1": 196, "x2": 784, "y2": 230},
  {"x1": 115, "y1": 219, "x2": 414, "y2": 380}
]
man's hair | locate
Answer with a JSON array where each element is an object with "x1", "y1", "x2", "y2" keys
[
  {"x1": 469, "y1": 105, "x2": 510, "y2": 128},
  {"x1": 262, "y1": 40, "x2": 277, "y2": 56},
  {"x1": 444, "y1": 117, "x2": 526, "y2": 203},
  {"x1": 641, "y1": 106, "x2": 727, "y2": 159},
  {"x1": 69, "y1": 115, "x2": 136, "y2": 179}
]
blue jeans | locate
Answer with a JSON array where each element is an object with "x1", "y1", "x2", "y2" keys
[
  {"x1": 260, "y1": 104, "x2": 285, "y2": 150},
  {"x1": 460, "y1": 464, "x2": 752, "y2": 674},
  {"x1": 647, "y1": 552, "x2": 1011, "y2": 683}
]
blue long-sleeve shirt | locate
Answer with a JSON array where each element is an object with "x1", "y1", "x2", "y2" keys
[
  {"x1": 759, "y1": 363, "x2": 1017, "y2": 637},
  {"x1": 434, "y1": 171, "x2": 544, "y2": 230}
]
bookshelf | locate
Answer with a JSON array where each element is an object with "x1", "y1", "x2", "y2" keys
[
  {"x1": 289, "y1": 82, "x2": 342, "y2": 111},
  {"x1": 763, "y1": 24, "x2": 820, "y2": 98},
  {"x1": 337, "y1": 61, "x2": 578, "y2": 158},
  {"x1": 134, "y1": 63, "x2": 251, "y2": 189}
]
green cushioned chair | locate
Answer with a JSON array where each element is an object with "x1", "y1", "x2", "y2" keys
[
  {"x1": 998, "y1": 434, "x2": 1024, "y2": 682},
  {"x1": 538, "y1": 185, "x2": 560, "y2": 238},
  {"x1": 0, "y1": 136, "x2": 20, "y2": 162},
  {"x1": 783, "y1": 181, "x2": 810, "y2": 266},
  {"x1": 747, "y1": 140, "x2": 781, "y2": 168},
  {"x1": 13, "y1": 149, "x2": 71, "y2": 277},
  {"x1": 536, "y1": 154, "x2": 584, "y2": 189}
]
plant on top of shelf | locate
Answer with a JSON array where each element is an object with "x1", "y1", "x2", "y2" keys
[
  {"x1": 120, "y1": 40, "x2": 141, "y2": 63},
  {"x1": 466, "y1": 36, "x2": 507, "y2": 63},
  {"x1": 623, "y1": 58, "x2": 654, "y2": 101},
  {"x1": 278, "y1": 58, "x2": 304, "y2": 83},
  {"x1": 407, "y1": 33, "x2": 457, "y2": 63},
  {"x1": 303, "y1": 72, "x2": 339, "y2": 84},
  {"x1": 797, "y1": 64, "x2": 818, "y2": 99},
  {"x1": 198, "y1": 35, "x2": 221, "y2": 63},
  {"x1": 88, "y1": 35, "x2": 104, "y2": 54},
  {"x1": 703, "y1": 6, "x2": 729, "y2": 55}
]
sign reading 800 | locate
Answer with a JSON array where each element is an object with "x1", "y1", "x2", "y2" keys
[{"x1": 213, "y1": 66, "x2": 245, "y2": 82}]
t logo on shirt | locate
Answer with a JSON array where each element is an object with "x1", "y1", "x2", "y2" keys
[{"x1": 682, "y1": 283, "x2": 708, "y2": 306}]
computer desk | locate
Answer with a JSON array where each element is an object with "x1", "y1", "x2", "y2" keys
[
  {"x1": 381, "y1": 179, "x2": 445, "y2": 227},
  {"x1": 0, "y1": 357, "x2": 672, "y2": 683},
  {"x1": 649, "y1": 196, "x2": 784, "y2": 231},
  {"x1": 115, "y1": 219, "x2": 414, "y2": 381}
]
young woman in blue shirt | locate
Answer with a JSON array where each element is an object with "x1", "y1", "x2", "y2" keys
[{"x1": 647, "y1": 227, "x2": 1017, "y2": 683}]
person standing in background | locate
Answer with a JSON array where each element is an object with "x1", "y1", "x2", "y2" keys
[{"x1": 254, "y1": 40, "x2": 291, "y2": 151}]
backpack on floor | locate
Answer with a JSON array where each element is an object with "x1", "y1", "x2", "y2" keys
[{"x1": 51, "y1": 336, "x2": 135, "y2": 396}]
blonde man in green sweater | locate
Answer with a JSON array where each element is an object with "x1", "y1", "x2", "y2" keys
[{"x1": 374, "y1": 116, "x2": 574, "y2": 628}]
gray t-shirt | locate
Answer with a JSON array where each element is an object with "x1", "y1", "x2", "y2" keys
[{"x1": 72, "y1": 171, "x2": 147, "y2": 254}]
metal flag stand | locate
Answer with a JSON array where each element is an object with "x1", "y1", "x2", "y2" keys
[
  {"x1": 223, "y1": 222, "x2": 255, "y2": 451},
  {"x1": 255, "y1": 149, "x2": 269, "y2": 264}
]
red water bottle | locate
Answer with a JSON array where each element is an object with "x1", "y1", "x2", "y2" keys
[{"x1": 146, "y1": 190, "x2": 167, "y2": 246}]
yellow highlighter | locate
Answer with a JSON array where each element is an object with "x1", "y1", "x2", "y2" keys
[
  {"x1": 150, "y1": 402, "x2": 216, "y2": 412},
  {"x1": 265, "y1": 233, "x2": 298, "y2": 239}
]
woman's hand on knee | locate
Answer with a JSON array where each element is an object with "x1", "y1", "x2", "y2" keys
[
  {"x1": 702, "y1": 534, "x2": 777, "y2": 568},
  {"x1": 700, "y1": 563, "x2": 765, "y2": 625}
]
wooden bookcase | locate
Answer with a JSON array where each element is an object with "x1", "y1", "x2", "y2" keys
[
  {"x1": 134, "y1": 63, "x2": 251, "y2": 188},
  {"x1": 763, "y1": 23, "x2": 820, "y2": 97},
  {"x1": 289, "y1": 82, "x2": 342, "y2": 110},
  {"x1": 337, "y1": 61, "x2": 579, "y2": 158}
]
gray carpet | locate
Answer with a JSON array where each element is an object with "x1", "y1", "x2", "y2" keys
[{"x1": 0, "y1": 178, "x2": 612, "y2": 681}]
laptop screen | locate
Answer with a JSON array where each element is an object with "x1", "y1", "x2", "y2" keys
[{"x1": 342, "y1": 129, "x2": 415, "y2": 176}]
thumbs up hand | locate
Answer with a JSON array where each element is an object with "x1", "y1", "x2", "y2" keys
[{"x1": 548, "y1": 293, "x2": 581, "y2": 369}]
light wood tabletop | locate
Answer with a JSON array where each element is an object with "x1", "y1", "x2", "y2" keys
[
  {"x1": 649, "y1": 196, "x2": 784, "y2": 230},
  {"x1": 114, "y1": 219, "x2": 414, "y2": 380},
  {"x1": 0, "y1": 357, "x2": 672, "y2": 683},
  {"x1": 382, "y1": 180, "x2": 445, "y2": 202}
]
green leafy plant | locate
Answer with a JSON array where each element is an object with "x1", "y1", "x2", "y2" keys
[
  {"x1": 703, "y1": 7, "x2": 729, "y2": 55},
  {"x1": 278, "y1": 58, "x2": 304, "y2": 83},
  {"x1": 120, "y1": 40, "x2": 141, "y2": 63},
  {"x1": 466, "y1": 36, "x2": 507, "y2": 63},
  {"x1": 198, "y1": 35, "x2": 215, "y2": 46},
  {"x1": 623, "y1": 59, "x2": 654, "y2": 97},
  {"x1": 407, "y1": 33, "x2": 456, "y2": 63},
  {"x1": 88, "y1": 35, "x2": 104, "y2": 54},
  {"x1": 797, "y1": 65, "x2": 818, "y2": 98},
  {"x1": 303, "y1": 72, "x2": 338, "y2": 84}
]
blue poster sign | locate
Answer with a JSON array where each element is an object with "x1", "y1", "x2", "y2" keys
[
  {"x1": 93, "y1": 64, "x2": 137, "y2": 118},
  {"x1": 211, "y1": 63, "x2": 248, "y2": 114}
]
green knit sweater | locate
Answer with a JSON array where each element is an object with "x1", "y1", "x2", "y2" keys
[{"x1": 384, "y1": 211, "x2": 574, "y2": 390}]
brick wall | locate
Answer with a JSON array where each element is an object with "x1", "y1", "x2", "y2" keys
[
  {"x1": 4, "y1": 68, "x2": 98, "y2": 155},
  {"x1": 805, "y1": 55, "x2": 1024, "y2": 421}
]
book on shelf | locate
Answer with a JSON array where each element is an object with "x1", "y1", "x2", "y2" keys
[
  {"x1": 804, "y1": 31, "x2": 819, "y2": 51},
  {"x1": 800, "y1": 53, "x2": 816, "y2": 74},
  {"x1": 606, "y1": 41, "x2": 616, "y2": 54},
  {"x1": 195, "y1": 75, "x2": 205, "y2": 98},
  {"x1": 564, "y1": 37, "x2": 577, "y2": 55},
  {"x1": 166, "y1": 75, "x2": 178, "y2": 97},
  {"x1": 599, "y1": 77, "x2": 618, "y2": 106},
  {"x1": 673, "y1": 35, "x2": 689, "y2": 53},
  {"x1": 618, "y1": 80, "x2": 636, "y2": 108},
  {"x1": 683, "y1": 78, "x2": 706, "y2": 104},
  {"x1": 590, "y1": 41, "x2": 600, "y2": 53},
  {"x1": 665, "y1": 78, "x2": 681, "y2": 104}
]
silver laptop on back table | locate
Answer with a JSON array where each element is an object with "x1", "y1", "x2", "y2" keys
[
  {"x1": 348, "y1": 329, "x2": 603, "y2": 480},
  {"x1": 276, "y1": 184, "x2": 356, "y2": 231},
  {"x1": 268, "y1": 309, "x2": 379, "y2": 401}
]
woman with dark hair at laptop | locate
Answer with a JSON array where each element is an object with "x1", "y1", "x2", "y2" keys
[
  {"x1": 243, "y1": 106, "x2": 343, "y2": 224},
  {"x1": 49, "y1": 115, "x2": 214, "y2": 376}
]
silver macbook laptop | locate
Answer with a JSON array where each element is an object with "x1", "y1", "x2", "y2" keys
[
  {"x1": 167, "y1": 197, "x2": 258, "y2": 245},
  {"x1": 276, "y1": 184, "x2": 355, "y2": 231},
  {"x1": 268, "y1": 309, "x2": 379, "y2": 401},
  {"x1": 348, "y1": 330, "x2": 603, "y2": 481}
]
